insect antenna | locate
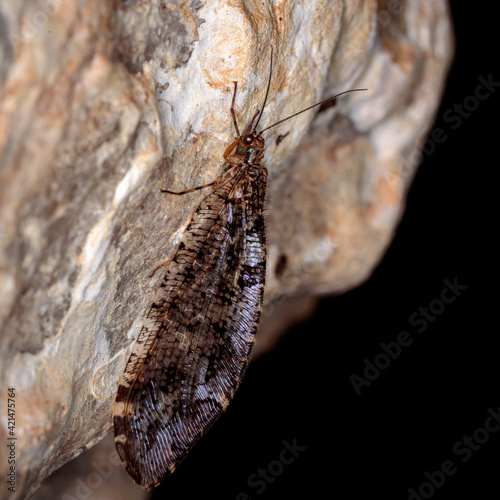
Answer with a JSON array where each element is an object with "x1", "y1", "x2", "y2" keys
[
  {"x1": 253, "y1": 47, "x2": 274, "y2": 133},
  {"x1": 258, "y1": 88, "x2": 367, "y2": 135}
]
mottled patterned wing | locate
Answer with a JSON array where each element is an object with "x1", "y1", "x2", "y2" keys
[{"x1": 113, "y1": 167, "x2": 267, "y2": 489}]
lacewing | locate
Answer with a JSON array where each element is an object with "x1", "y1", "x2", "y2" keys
[{"x1": 113, "y1": 50, "x2": 366, "y2": 489}]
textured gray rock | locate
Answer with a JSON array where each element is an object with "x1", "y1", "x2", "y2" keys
[{"x1": 0, "y1": 0, "x2": 453, "y2": 497}]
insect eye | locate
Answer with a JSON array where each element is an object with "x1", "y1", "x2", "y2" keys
[{"x1": 243, "y1": 135, "x2": 254, "y2": 145}]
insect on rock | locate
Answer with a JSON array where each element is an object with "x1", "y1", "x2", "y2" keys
[{"x1": 112, "y1": 49, "x2": 366, "y2": 489}]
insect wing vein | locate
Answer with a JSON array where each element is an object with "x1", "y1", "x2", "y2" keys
[{"x1": 113, "y1": 167, "x2": 267, "y2": 489}]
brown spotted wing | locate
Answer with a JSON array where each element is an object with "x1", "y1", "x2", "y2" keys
[{"x1": 113, "y1": 50, "x2": 366, "y2": 489}]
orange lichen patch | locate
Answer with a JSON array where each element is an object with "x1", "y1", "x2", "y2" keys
[
  {"x1": 375, "y1": 173, "x2": 404, "y2": 209},
  {"x1": 382, "y1": 36, "x2": 417, "y2": 73},
  {"x1": 198, "y1": 7, "x2": 255, "y2": 90},
  {"x1": 365, "y1": 173, "x2": 405, "y2": 230}
]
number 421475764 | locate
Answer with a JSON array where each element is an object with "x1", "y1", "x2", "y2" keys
[{"x1": 7, "y1": 388, "x2": 16, "y2": 436}]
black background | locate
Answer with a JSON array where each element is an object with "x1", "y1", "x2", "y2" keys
[{"x1": 153, "y1": 4, "x2": 496, "y2": 499}]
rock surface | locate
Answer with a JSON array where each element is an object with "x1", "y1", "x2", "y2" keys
[{"x1": 0, "y1": 0, "x2": 453, "y2": 497}]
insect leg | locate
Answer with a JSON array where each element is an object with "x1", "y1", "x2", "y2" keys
[
  {"x1": 230, "y1": 81, "x2": 241, "y2": 138},
  {"x1": 148, "y1": 257, "x2": 172, "y2": 278},
  {"x1": 152, "y1": 179, "x2": 218, "y2": 274},
  {"x1": 223, "y1": 137, "x2": 241, "y2": 159},
  {"x1": 161, "y1": 181, "x2": 217, "y2": 195}
]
